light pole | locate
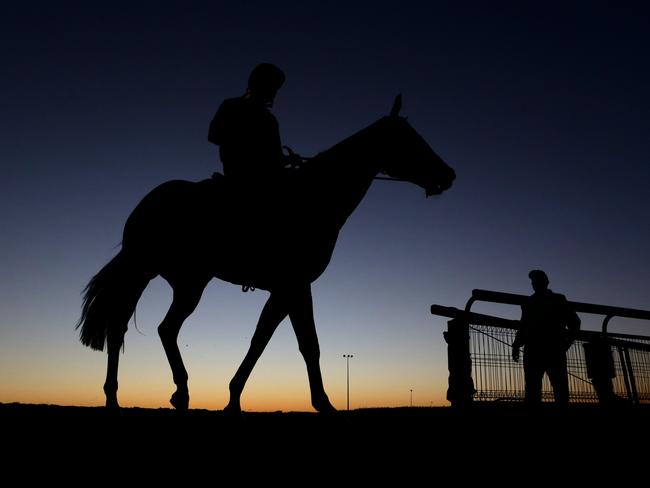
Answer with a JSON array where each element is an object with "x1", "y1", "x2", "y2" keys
[
  {"x1": 410, "y1": 389, "x2": 413, "y2": 407},
  {"x1": 343, "y1": 354, "x2": 353, "y2": 410}
]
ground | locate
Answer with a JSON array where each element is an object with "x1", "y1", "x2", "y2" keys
[{"x1": 1, "y1": 402, "x2": 646, "y2": 479}]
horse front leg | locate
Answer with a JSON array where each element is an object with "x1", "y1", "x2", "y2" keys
[
  {"x1": 289, "y1": 285, "x2": 337, "y2": 414},
  {"x1": 226, "y1": 292, "x2": 288, "y2": 413}
]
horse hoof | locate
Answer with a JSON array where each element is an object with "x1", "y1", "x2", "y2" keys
[
  {"x1": 106, "y1": 396, "x2": 119, "y2": 408},
  {"x1": 222, "y1": 403, "x2": 246, "y2": 424},
  {"x1": 170, "y1": 391, "x2": 189, "y2": 411},
  {"x1": 313, "y1": 400, "x2": 338, "y2": 415},
  {"x1": 105, "y1": 400, "x2": 122, "y2": 416},
  {"x1": 223, "y1": 402, "x2": 242, "y2": 415}
]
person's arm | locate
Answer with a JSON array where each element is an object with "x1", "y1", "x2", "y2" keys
[
  {"x1": 208, "y1": 101, "x2": 228, "y2": 146},
  {"x1": 263, "y1": 111, "x2": 288, "y2": 170},
  {"x1": 512, "y1": 306, "x2": 527, "y2": 362},
  {"x1": 564, "y1": 301, "x2": 581, "y2": 348}
]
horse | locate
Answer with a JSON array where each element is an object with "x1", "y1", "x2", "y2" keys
[{"x1": 77, "y1": 96, "x2": 455, "y2": 413}]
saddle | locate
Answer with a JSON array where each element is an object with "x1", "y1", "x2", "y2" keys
[
  {"x1": 200, "y1": 171, "x2": 296, "y2": 214},
  {"x1": 197, "y1": 172, "x2": 297, "y2": 292}
]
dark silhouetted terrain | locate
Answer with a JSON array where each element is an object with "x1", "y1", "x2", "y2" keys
[{"x1": 2, "y1": 401, "x2": 647, "y2": 477}]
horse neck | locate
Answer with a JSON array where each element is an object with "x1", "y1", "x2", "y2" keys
[{"x1": 314, "y1": 118, "x2": 390, "y2": 228}]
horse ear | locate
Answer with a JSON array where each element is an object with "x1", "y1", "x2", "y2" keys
[{"x1": 389, "y1": 94, "x2": 402, "y2": 117}]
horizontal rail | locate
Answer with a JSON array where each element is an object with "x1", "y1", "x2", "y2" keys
[
  {"x1": 471, "y1": 289, "x2": 650, "y2": 322},
  {"x1": 431, "y1": 305, "x2": 519, "y2": 329},
  {"x1": 431, "y1": 304, "x2": 650, "y2": 352}
]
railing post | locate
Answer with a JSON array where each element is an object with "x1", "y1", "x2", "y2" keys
[
  {"x1": 444, "y1": 318, "x2": 476, "y2": 407},
  {"x1": 583, "y1": 338, "x2": 616, "y2": 404}
]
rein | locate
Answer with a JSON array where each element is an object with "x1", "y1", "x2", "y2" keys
[
  {"x1": 284, "y1": 147, "x2": 406, "y2": 183},
  {"x1": 374, "y1": 176, "x2": 406, "y2": 182}
]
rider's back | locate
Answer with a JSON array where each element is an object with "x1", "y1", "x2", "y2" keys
[{"x1": 208, "y1": 97, "x2": 284, "y2": 180}]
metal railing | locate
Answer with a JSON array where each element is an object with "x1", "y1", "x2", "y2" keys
[{"x1": 432, "y1": 290, "x2": 650, "y2": 406}]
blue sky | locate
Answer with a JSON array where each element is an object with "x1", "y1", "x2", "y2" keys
[{"x1": 1, "y1": 1, "x2": 648, "y2": 409}]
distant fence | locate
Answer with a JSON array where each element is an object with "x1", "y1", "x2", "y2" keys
[{"x1": 432, "y1": 289, "x2": 650, "y2": 406}]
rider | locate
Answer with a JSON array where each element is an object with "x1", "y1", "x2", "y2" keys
[{"x1": 208, "y1": 63, "x2": 301, "y2": 184}]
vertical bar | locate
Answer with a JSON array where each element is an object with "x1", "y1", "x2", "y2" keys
[
  {"x1": 618, "y1": 346, "x2": 633, "y2": 402},
  {"x1": 623, "y1": 348, "x2": 639, "y2": 405}
]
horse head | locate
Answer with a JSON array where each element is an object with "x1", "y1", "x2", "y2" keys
[{"x1": 379, "y1": 95, "x2": 456, "y2": 197}]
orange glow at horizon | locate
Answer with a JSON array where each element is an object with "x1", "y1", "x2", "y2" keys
[
  {"x1": 0, "y1": 330, "x2": 450, "y2": 411},
  {"x1": 0, "y1": 367, "x2": 450, "y2": 411}
]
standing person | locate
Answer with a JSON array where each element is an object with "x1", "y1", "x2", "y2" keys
[{"x1": 512, "y1": 270, "x2": 581, "y2": 405}]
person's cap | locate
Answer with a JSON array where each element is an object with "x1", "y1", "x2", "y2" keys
[
  {"x1": 528, "y1": 269, "x2": 549, "y2": 283},
  {"x1": 248, "y1": 63, "x2": 286, "y2": 92}
]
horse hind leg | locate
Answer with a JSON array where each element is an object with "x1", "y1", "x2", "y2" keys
[
  {"x1": 158, "y1": 278, "x2": 209, "y2": 410},
  {"x1": 104, "y1": 324, "x2": 128, "y2": 411},
  {"x1": 103, "y1": 271, "x2": 153, "y2": 411},
  {"x1": 225, "y1": 292, "x2": 289, "y2": 413}
]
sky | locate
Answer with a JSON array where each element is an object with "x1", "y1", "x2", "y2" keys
[{"x1": 1, "y1": 1, "x2": 649, "y2": 411}]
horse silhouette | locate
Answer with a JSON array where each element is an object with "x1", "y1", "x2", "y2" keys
[{"x1": 77, "y1": 96, "x2": 456, "y2": 413}]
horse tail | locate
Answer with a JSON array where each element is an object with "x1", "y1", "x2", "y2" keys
[{"x1": 76, "y1": 250, "x2": 151, "y2": 351}]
